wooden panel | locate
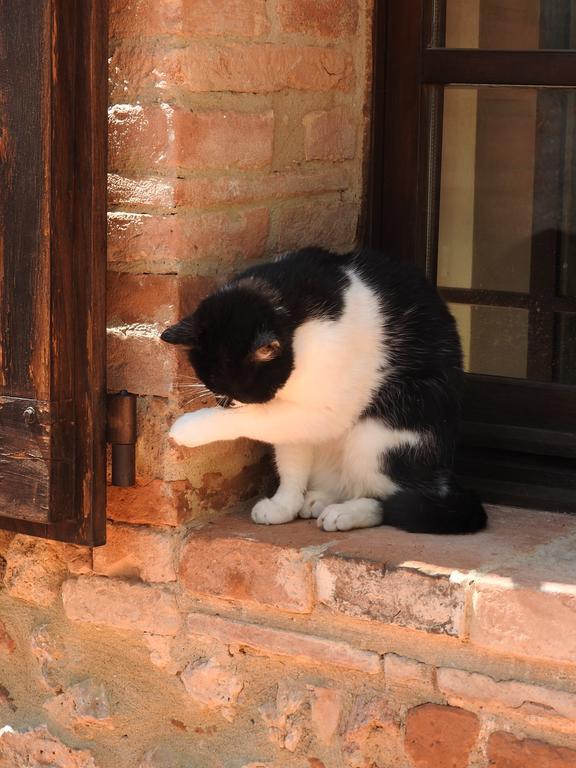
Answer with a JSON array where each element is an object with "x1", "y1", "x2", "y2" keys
[
  {"x1": 461, "y1": 421, "x2": 576, "y2": 459},
  {"x1": 63, "y1": 0, "x2": 108, "y2": 545},
  {"x1": 374, "y1": 0, "x2": 425, "y2": 263},
  {"x1": 456, "y1": 447, "x2": 576, "y2": 514},
  {"x1": 463, "y1": 374, "x2": 576, "y2": 433},
  {"x1": 0, "y1": 0, "x2": 50, "y2": 400},
  {"x1": 441, "y1": 287, "x2": 576, "y2": 313},
  {"x1": 423, "y1": 50, "x2": 576, "y2": 87},
  {"x1": 0, "y1": 0, "x2": 107, "y2": 544},
  {"x1": 0, "y1": 397, "x2": 51, "y2": 522}
]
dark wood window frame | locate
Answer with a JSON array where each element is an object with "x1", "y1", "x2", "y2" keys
[
  {"x1": 0, "y1": 1, "x2": 107, "y2": 544},
  {"x1": 367, "y1": 0, "x2": 576, "y2": 512}
]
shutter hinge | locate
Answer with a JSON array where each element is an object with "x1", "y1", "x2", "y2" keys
[{"x1": 106, "y1": 390, "x2": 137, "y2": 487}]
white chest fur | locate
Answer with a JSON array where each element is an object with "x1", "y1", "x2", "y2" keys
[{"x1": 276, "y1": 270, "x2": 388, "y2": 432}]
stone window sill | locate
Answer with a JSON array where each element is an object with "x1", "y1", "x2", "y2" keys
[{"x1": 180, "y1": 505, "x2": 576, "y2": 667}]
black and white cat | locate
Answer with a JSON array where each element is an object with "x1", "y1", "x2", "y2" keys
[{"x1": 161, "y1": 247, "x2": 487, "y2": 534}]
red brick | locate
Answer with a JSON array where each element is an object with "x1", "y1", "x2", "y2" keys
[
  {"x1": 260, "y1": 680, "x2": 340, "y2": 753},
  {"x1": 310, "y1": 687, "x2": 343, "y2": 745},
  {"x1": 180, "y1": 658, "x2": 244, "y2": 722},
  {"x1": 185, "y1": 456, "x2": 272, "y2": 514},
  {"x1": 274, "y1": 201, "x2": 359, "y2": 253},
  {"x1": 316, "y1": 556, "x2": 465, "y2": 635},
  {"x1": 303, "y1": 106, "x2": 357, "y2": 161},
  {"x1": 182, "y1": 0, "x2": 270, "y2": 38},
  {"x1": 488, "y1": 732, "x2": 576, "y2": 768},
  {"x1": 0, "y1": 620, "x2": 15, "y2": 654},
  {"x1": 93, "y1": 524, "x2": 176, "y2": 583},
  {"x1": 108, "y1": 168, "x2": 350, "y2": 211},
  {"x1": 62, "y1": 577, "x2": 180, "y2": 635},
  {"x1": 0, "y1": 727, "x2": 97, "y2": 768},
  {"x1": 107, "y1": 273, "x2": 210, "y2": 325},
  {"x1": 107, "y1": 209, "x2": 268, "y2": 271},
  {"x1": 110, "y1": 0, "x2": 181, "y2": 38},
  {"x1": 44, "y1": 680, "x2": 111, "y2": 728},
  {"x1": 144, "y1": 635, "x2": 177, "y2": 672},
  {"x1": 437, "y1": 667, "x2": 576, "y2": 721},
  {"x1": 470, "y1": 580, "x2": 576, "y2": 663},
  {"x1": 55, "y1": 544, "x2": 93, "y2": 576},
  {"x1": 278, "y1": 0, "x2": 358, "y2": 37},
  {"x1": 107, "y1": 480, "x2": 192, "y2": 527},
  {"x1": 109, "y1": 105, "x2": 274, "y2": 172},
  {"x1": 108, "y1": 174, "x2": 177, "y2": 210},
  {"x1": 110, "y1": 43, "x2": 353, "y2": 99},
  {"x1": 110, "y1": 0, "x2": 270, "y2": 39},
  {"x1": 187, "y1": 612, "x2": 381, "y2": 673},
  {"x1": 4, "y1": 536, "x2": 67, "y2": 608},
  {"x1": 107, "y1": 327, "x2": 176, "y2": 397},
  {"x1": 405, "y1": 704, "x2": 480, "y2": 768},
  {"x1": 180, "y1": 535, "x2": 314, "y2": 613},
  {"x1": 384, "y1": 654, "x2": 434, "y2": 689},
  {"x1": 107, "y1": 272, "x2": 215, "y2": 327},
  {"x1": 259, "y1": 679, "x2": 307, "y2": 751},
  {"x1": 342, "y1": 695, "x2": 403, "y2": 768}
]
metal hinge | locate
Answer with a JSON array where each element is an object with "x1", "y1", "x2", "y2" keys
[{"x1": 106, "y1": 390, "x2": 137, "y2": 487}]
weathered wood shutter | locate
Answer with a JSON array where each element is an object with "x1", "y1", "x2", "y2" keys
[{"x1": 0, "y1": 0, "x2": 107, "y2": 544}]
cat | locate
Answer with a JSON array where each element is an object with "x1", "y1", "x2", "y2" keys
[{"x1": 161, "y1": 247, "x2": 487, "y2": 534}]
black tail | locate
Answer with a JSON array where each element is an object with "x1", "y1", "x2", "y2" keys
[{"x1": 380, "y1": 487, "x2": 487, "y2": 534}]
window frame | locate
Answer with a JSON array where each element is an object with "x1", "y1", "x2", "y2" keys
[
  {"x1": 367, "y1": 0, "x2": 576, "y2": 512},
  {"x1": 0, "y1": 0, "x2": 107, "y2": 544}
]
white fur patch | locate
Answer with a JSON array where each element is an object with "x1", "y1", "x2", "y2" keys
[
  {"x1": 276, "y1": 271, "x2": 387, "y2": 434},
  {"x1": 251, "y1": 497, "x2": 298, "y2": 525},
  {"x1": 307, "y1": 420, "x2": 420, "y2": 504},
  {"x1": 299, "y1": 490, "x2": 335, "y2": 519},
  {"x1": 317, "y1": 499, "x2": 384, "y2": 531}
]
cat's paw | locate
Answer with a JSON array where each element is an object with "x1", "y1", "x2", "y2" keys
[
  {"x1": 251, "y1": 497, "x2": 298, "y2": 526},
  {"x1": 169, "y1": 408, "x2": 223, "y2": 447},
  {"x1": 317, "y1": 500, "x2": 383, "y2": 531},
  {"x1": 299, "y1": 490, "x2": 334, "y2": 519}
]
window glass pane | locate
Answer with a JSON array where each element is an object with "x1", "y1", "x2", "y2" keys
[
  {"x1": 438, "y1": 87, "x2": 537, "y2": 293},
  {"x1": 449, "y1": 303, "x2": 529, "y2": 377},
  {"x1": 439, "y1": 0, "x2": 576, "y2": 49},
  {"x1": 437, "y1": 86, "x2": 576, "y2": 382}
]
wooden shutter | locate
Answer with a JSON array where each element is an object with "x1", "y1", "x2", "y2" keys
[{"x1": 0, "y1": 0, "x2": 107, "y2": 544}]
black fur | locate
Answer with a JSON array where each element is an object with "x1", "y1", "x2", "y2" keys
[{"x1": 162, "y1": 247, "x2": 487, "y2": 535}]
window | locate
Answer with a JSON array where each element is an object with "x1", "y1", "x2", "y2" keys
[
  {"x1": 368, "y1": 0, "x2": 576, "y2": 511},
  {"x1": 0, "y1": 1, "x2": 107, "y2": 544}
]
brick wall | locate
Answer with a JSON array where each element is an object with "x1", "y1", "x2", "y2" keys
[
  {"x1": 1, "y1": 2, "x2": 576, "y2": 767},
  {"x1": 106, "y1": 0, "x2": 372, "y2": 528}
]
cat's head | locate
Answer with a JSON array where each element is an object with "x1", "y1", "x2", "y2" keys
[{"x1": 160, "y1": 278, "x2": 294, "y2": 404}]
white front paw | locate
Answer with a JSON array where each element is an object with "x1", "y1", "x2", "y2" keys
[
  {"x1": 169, "y1": 408, "x2": 223, "y2": 447},
  {"x1": 300, "y1": 490, "x2": 334, "y2": 519},
  {"x1": 251, "y1": 497, "x2": 298, "y2": 525},
  {"x1": 317, "y1": 501, "x2": 383, "y2": 531}
]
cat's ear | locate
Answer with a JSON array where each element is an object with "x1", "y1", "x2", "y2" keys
[
  {"x1": 160, "y1": 317, "x2": 197, "y2": 346},
  {"x1": 252, "y1": 331, "x2": 282, "y2": 362}
]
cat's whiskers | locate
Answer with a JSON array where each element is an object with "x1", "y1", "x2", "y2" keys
[{"x1": 181, "y1": 392, "x2": 215, "y2": 408}]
